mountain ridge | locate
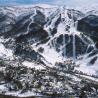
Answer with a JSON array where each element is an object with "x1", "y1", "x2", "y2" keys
[{"x1": 0, "y1": 5, "x2": 98, "y2": 73}]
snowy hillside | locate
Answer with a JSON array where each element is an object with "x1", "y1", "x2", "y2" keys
[{"x1": 0, "y1": 4, "x2": 98, "y2": 97}]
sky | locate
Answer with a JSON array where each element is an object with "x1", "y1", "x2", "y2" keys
[{"x1": 0, "y1": 0, "x2": 98, "y2": 7}]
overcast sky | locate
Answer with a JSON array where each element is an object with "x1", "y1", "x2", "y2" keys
[{"x1": 0, "y1": 0, "x2": 98, "y2": 7}]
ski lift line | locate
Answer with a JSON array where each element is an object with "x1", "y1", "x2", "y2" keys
[
  {"x1": 80, "y1": 33, "x2": 95, "y2": 44},
  {"x1": 46, "y1": 25, "x2": 55, "y2": 47},
  {"x1": 79, "y1": 36, "x2": 92, "y2": 45},
  {"x1": 46, "y1": 34, "x2": 60, "y2": 45},
  {"x1": 47, "y1": 8, "x2": 60, "y2": 23},
  {"x1": 73, "y1": 34, "x2": 76, "y2": 62},
  {"x1": 61, "y1": 36, "x2": 71, "y2": 50},
  {"x1": 85, "y1": 45, "x2": 92, "y2": 54},
  {"x1": 47, "y1": 13, "x2": 60, "y2": 27},
  {"x1": 52, "y1": 37, "x2": 57, "y2": 49},
  {"x1": 71, "y1": 9, "x2": 77, "y2": 62},
  {"x1": 19, "y1": 9, "x2": 37, "y2": 37},
  {"x1": 85, "y1": 32, "x2": 98, "y2": 39}
]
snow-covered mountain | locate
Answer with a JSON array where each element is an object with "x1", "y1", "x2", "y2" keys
[{"x1": 0, "y1": 4, "x2": 98, "y2": 97}]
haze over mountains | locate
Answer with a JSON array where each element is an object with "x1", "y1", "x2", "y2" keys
[{"x1": 0, "y1": 0, "x2": 98, "y2": 7}]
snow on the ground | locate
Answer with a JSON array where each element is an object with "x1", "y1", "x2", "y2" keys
[
  {"x1": 31, "y1": 42, "x2": 63, "y2": 67},
  {"x1": 5, "y1": 90, "x2": 41, "y2": 97},
  {"x1": 22, "y1": 61, "x2": 45, "y2": 69},
  {"x1": 75, "y1": 54, "x2": 98, "y2": 75},
  {"x1": 80, "y1": 75, "x2": 98, "y2": 82},
  {"x1": 0, "y1": 85, "x2": 7, "y2": 93},
  {"x1": 0, "y1": 38, "x2": 13, "y2": 60},
  {"x1": 57, "y1": 23, "x2": 69, "y2": 35},
  {"x1": 71, "y1": 75, "x2": 81, "y2": 82},
  {"x1": 41, "y1": 45, "x2": 63, "y2": 66}
]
